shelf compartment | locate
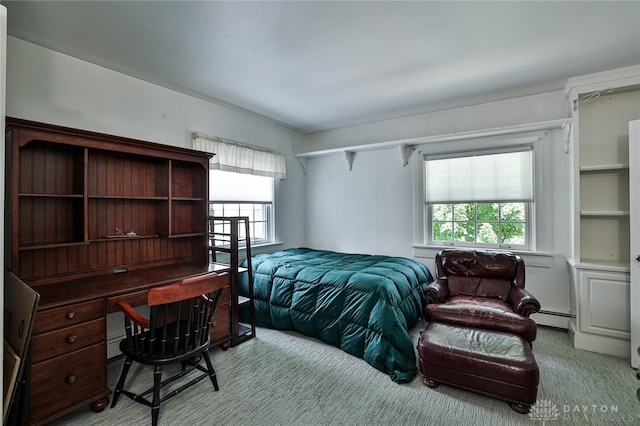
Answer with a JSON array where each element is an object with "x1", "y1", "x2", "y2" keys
[
  {"x1": 87, "y1": 198, "x2": 161, "y2": 241},
  {"x1": 88, "y1": 150, "x2": 168, "y2": 198},
  {"x1": 171, "y1": 160, "x2": 206, "y2": 200},
  {"x1": 579, "y1": 168, "x2": 629, "y2": 212},
  {"x1": 19, "y1": 197, "x2": 84, "y2": 247},
  {"x1": 579, "y1": 141, "x2": 630, "y2": 167},
  {"x1": 580, "y1": 216, "x2": 630, "y2": 264},
  {"x1": 237, "y1": 323, "x2": 254, "y2": 338},
  {"x1": 19, "y1": 141, "x2": 84, "y2": 195},
  {"x1": 17, "y1": 245, "x2": 89, "y2": 280},
  {"x1": 170, "y1": 200, "x2": 207, "y2": 236}
]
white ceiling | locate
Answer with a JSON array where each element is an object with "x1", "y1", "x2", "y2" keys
[{"x1": 3, "y1": 1, "x2": 640, "y2": 134}]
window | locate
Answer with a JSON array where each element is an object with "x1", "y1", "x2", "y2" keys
[
  {"x1": 209, "y1": 170, "x2": 274, "y2": 246},
  {"x1": 193, "y1": 132, "x2": 286, "y2": 247},
  {"x1": 425, "y1": 147, "x2": 533, "y2": 250}
]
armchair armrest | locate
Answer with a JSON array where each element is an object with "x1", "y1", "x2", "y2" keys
[
  {"x1": 115, "y1": 300, "x2": 150, "y2": 328},
  {"x1": 508, "y1": 287, "x2": 541, "y2": 317},
  {"x1": 425, "y1": 279, "x2": 450, "y2": 304}
]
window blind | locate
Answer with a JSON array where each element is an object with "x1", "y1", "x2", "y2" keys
[
  {"x1": 192, "y1": 132, "x2": 286, "y2": 179},
  {"x1": 425, "y1": 148, "x2": 533, "y2": 203},
  {"x1": 209, "y1": 170, "x2": 273, "y2": 202}
]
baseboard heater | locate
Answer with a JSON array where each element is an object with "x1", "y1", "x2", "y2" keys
[{"x1": 537, "y1": 310, "x2": 571, "y2": 318}]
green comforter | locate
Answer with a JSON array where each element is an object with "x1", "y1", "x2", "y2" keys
[{"x1": 239, "y1": 248, "x2": 433, "y2": 383}]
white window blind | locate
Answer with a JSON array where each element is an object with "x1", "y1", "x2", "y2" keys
[
  {"x1": 192, "y1": 132, "x2": 286, "y2": 179},
  {"x1": 209, "y1": 170, "x2": 273, "y2": 202},
  {"x1": 425, "y1": 148, "x2": 533, "y2": 203}
]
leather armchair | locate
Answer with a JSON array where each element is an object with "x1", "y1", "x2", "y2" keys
[{"x1": 425, "y1": 249, "x2": 541, "y2": 343}]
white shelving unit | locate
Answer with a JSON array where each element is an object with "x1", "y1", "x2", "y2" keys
[{"x1": 565, "y1": 65, "x2": 640, "y2": 361}]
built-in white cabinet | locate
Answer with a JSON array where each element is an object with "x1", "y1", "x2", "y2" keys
[{"x1": 565, "y1": 65, "x2": 640, "y2": 362}]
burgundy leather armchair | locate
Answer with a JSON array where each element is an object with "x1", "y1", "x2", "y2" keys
[{"x1": 425, "y1": 249, "x2": 541, "y2": 343}]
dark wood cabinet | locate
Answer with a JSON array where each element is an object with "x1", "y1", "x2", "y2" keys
[{"x1": 5, "y1": 118, "x2": 232, "y2": 425}]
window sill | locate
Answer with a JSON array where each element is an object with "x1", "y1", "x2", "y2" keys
[
  {"x1": 412, "y1": 244, "x2": 554, "y2": 268},
  {"x1": 232, "y1": 241, "x2": 285, "y2": 254},
  {"x1": 252, "y1": 240, "x2": 285, "y2": 250}
]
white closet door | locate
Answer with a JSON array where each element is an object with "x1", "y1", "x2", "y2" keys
[{"x1": 630, "y1": 119, "x2": 640, "y2": 369}]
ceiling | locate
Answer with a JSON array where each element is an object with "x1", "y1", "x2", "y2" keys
[{"x1": 3, "y1": 1, "x2": 640, "y2": 134}]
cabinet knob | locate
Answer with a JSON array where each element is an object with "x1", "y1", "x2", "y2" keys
[
  {"x1": 67, "y1": 335, "x2": 77, "y2": 344},
  {"x1": 636, "y1": 254, "x2": 640, "y2": 262},
  {"x1": 66, "y1": 374, "x2": 77, "y2": 384},
  {"x1": 66, "y1": 312, "x2": 76, "y2": 319}
]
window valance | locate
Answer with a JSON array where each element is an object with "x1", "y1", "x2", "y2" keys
[{"x1": 192, "y1": 132, "x2": 286, "y2": 179}]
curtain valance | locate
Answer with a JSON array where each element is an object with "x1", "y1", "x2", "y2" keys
[{"x1": 192, "y1": 132, "x2": 286, "y2": 179}]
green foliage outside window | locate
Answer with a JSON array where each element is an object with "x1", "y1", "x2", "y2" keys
[{"x1": 432, "y1": 202, "x2": 526, "y2": 246}]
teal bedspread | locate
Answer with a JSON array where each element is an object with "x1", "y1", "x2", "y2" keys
[{"x1": 239, "y1": 248, "x2": 433, "y2": 383}]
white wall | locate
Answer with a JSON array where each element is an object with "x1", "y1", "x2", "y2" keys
[
  {"x1": 303, "y1": 91, "x2": 573, "y2": 328},
  {"x1": 6, "y1": 37, "x2": 306, "y2": 252}
]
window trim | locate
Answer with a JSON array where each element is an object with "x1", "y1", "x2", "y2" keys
[{"x1": 424, "y1": 145, "x2": 533, "y2": 250}]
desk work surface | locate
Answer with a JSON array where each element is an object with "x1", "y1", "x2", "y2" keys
[{"x1": 30, "y1": 262, "x2": 233, "y2": 310}]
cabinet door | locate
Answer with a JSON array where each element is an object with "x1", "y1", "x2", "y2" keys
[
  {"x1": 579, "y1": 270, "x2": 630, "y2": 339},
  {"x1": 629, "y1": 119, "x2": 640, "y2": 369}
]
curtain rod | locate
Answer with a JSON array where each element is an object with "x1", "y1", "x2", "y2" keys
[{"x1": 192, "y1": 132, "x2": 282, "y2": 155}]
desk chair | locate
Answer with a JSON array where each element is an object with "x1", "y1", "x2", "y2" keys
[{"x1": 110, "y1": 272, "x2": 228, "y2": 426}]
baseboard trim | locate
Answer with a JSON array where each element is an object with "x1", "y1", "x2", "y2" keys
[
  {"x1": 107, "y1": 333, "x2": 125, "y2": 359},
  {"x1": 532, "y1": 311, "x2": 570, "y2": 329},
  {"x1": 568, "y1": 319, "x2": 631, "y2": 360}
]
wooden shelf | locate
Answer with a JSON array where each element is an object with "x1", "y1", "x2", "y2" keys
[
  {"x1": 19, "y1": 193, "x2": 83, "y2": 198},
  {"x1": 574, "y1": 258, "x2": 631, "y2": 272},
  {"x1": 19, "y1": 241, "x2": 89, "y2": 251},
  {"x1": 88, "y1": 195, "x2": 168, "y2": 200},
  {"x1": 580, "y1": 210, "x2": 630, "y2": 216},
  {"x1": 580, "y1": 163, "x2": 629, "y2": 172}
]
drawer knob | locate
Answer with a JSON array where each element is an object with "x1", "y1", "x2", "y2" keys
[
  {"x1": 66, "y1": 312, "x2": 76, "y2": 320},
  {"x1": 66, "y1": 374, "x2": 77, "y2": 384},
  {"x1": 67, "y1": 335, "x2": 77, "y2": 344}
]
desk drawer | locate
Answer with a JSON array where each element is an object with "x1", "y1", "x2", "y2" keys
[
  {"x1": 33, "y1": 300, "x2": 104, "y2": 334},
  {"x1": 30, "y1": 343, "x2": 107, "y2": 424},
  {"x1": 107, "y1": 290, "x2": 148, "y2": 313},
  {"x1": 31, "y1": 318, "x2": 105, "y2": 363}
]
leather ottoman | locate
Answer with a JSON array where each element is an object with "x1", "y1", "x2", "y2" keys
[{"x1": 417, "y1": 322, "x2": 539, "y2": 413}]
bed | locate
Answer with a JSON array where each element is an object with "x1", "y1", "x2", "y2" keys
[{"x1": 239, "y1": 247, "x2": 434, "y2": 383}]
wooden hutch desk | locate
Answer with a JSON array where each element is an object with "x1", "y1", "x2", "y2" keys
[{"x1": 4, "y1": 118, "x2": 232, "y2": 425}]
